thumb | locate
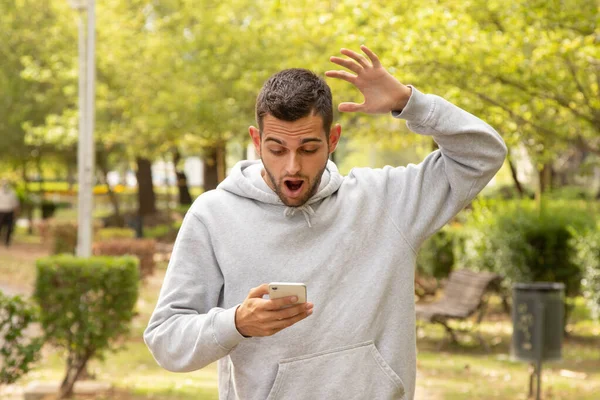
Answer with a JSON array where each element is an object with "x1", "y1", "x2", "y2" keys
[
  {"x1": 338, "y1": 102, "x2": 364, "y2": 113},
  {"x1": 247, "y1": 284, "x2": 269, "y2": 298}
]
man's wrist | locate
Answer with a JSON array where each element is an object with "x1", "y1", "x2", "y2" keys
[
  {"x1": 234, "y1": 305, "x2": 251, "y2": 338},
  {"x1": 391, "y1": 85, "x2": 413, "y2": 113}
]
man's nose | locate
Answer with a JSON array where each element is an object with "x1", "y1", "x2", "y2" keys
[{"x1": 285, "y1": 154, "x2": 301, "y2": 175}]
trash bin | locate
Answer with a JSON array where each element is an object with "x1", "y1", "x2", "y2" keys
[{"x1": 511, "y1": 282, "x2": 565, "y2": 363}]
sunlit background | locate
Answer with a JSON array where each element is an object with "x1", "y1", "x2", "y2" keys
[{"x1": 0, "y1": 1, "x2": 599, "y2": 399}]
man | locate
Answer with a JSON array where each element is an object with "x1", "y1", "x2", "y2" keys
[
  {"x1": 0, "y1": 179, "x2": 19, "y2": 247},
  {"x1": 145, "y1": 45, "x2": 507, "y2": 399}
]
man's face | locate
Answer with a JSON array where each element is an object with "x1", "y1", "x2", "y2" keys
[{"x1": 249, "y1": 114, "x2": 341, "y2": 207}]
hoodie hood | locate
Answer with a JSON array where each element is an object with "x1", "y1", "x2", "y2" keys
[{"x1": 218, "y1": 160, "x2": 343, "y2": 227}]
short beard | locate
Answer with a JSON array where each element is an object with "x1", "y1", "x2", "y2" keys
[{"x1": 264, "y1": 162, "x2": 328, "y2": 207}]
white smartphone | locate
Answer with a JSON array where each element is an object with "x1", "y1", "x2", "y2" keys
[{"x1": 268, "y1": 282, "x2": 307, "y2": 307}]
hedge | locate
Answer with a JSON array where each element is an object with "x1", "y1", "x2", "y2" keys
[
  {"x1": 92, "y1": 239, "x2": 156, "y2": 279},
  {"x1": 34, "y1": 255, "x2": 139, "y2": 398}
]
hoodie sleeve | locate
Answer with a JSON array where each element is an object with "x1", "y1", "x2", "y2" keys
[
  {"x1": 350, "y1": 86, "x2": 507, "y2": 253},
  {"x1": 144, "y1": 209, "x2": 244, "y2": 372}
]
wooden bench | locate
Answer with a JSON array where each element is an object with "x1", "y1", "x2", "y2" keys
[{"x1": 415, "y1": 269, "x2": 502, "y2": 351}]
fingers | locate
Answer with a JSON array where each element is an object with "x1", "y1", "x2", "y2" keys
[
  {"x1": 266, "y1": 295, "x2": 301, "y2": 311},
  {"x1": 324, "y1": 70, "x2": 357, "y2": 84},
  {"x1": 338, "y1": 102, "x2": 364, "y2": 113},
  {"x1": 247, "y1": 284, "x2": 269, "y2": 299},
  {"x1": 360, "y1": 45, "x2": 381, "y2": 68},
  {"x1": 329, "y1": 56, "x2": 363, "y2": 74},
  {"x1": 272, "y1": 302, "x2": 313, "y2": 320},
  {"x1": 267, "y1": 305, "x2": 314, "y2": 332},
  {"x1": 341, "y1": 48, "x2": 370, "y2": 68}
]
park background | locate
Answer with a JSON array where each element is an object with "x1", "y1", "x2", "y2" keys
[{"x1": 1, "y1": 0, "x2": 599, "y2": 399}]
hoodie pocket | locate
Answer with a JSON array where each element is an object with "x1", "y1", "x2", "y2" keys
[{"x1": 265, "y1": 341, "x2": 405, "y2": 400}]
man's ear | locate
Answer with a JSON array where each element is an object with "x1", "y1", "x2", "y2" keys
[
  {"x1": 328, "y1": 124, "x2": 342, "y2": 153},
  {"x1": 249, "y1": 126, "x2": 261, "y2": 156}
]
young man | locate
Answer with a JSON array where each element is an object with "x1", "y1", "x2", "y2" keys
[
  {"x1": 145, "y1": 45, "x2": 507, "y2": 399},
  {"x1": 0, "y1": 179, "x2": 19, "y2": 247}
]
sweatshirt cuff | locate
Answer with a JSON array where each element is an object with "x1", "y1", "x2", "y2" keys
[
  {"x1": 213, "y1": 305, "x2": 245, "y2": 350},
  {"x1": 391, "y1": 86, "x2": 433, "y2": 126}
]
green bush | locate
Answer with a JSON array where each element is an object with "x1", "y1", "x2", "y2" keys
[
  {"x1": 143, "y1": 224, "x2": 171, "y2": 240},
  {"x1": 481, "y1": 183, "x2": 534, "y2": 200},
  {"x1": 34, "y1": 255, "x2": 139, "y2": 398},
  {"x1": 572, "y1": 224, "x2": 600, "y2": 320},
  {"x1": 458, "y1": 199, "x2": 595, "y2": 297},
  {"x1": 546, "y1": 186, "x2": 594, "y2": 201},
  {"x1": 52, "y1": 223, "x2": 78, "y2": 254},
  {"x1": 417, "y1": 226, "x2": 461, "y2": 279},
  {"x1": 0, "y1": 292, "x2": 44, "y2": 386},
  {"x1": 95, "y1": 227, "x2": 136, "y2": 241},
  {"x1": 51, "y1": 222, "x2": 104, "y2": 254}
]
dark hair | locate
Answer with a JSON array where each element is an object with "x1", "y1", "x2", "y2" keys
[{"x1": 255, "y1": 68, "x2": 333, "y2": 137}]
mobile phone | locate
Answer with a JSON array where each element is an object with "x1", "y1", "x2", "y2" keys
[{"x1": 268, "y1": 282, "x2": 307, "y2": 307}]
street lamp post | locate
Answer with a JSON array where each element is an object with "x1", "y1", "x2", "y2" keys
[{"x1": 68, "y1": 0, "x2": 95, "y2": 257}]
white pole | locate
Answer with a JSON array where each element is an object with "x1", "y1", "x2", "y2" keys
[
  {"x1": 75, "y1": 8, "x2": 88, "y2": 257},
  {"x1": 76, "y1": 0, "x2": 95, "y2": 257}
]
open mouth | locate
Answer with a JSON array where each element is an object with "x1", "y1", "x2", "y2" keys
[{"x1": 284, "y1": 180, "x2": 304, "y2": 193}]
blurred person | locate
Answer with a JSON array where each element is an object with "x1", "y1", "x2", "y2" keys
[
  {"x1": 144, "y1": 45, "x2": 507, "y2": 399},
  {"x1": 0, "y1": 179, "x2": 19, "y2": 247}
]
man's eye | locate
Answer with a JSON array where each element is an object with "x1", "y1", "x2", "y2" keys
[
  {"x1": 269, "y1": 149, "x2": 285, "y2": 155},
  {"x1": 301, "y1": 148, "x2": 318, "y2": 154}
]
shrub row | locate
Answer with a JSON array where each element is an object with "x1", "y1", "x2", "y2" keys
[
  {"x1": 417, "y1": 199, "x2": 600, "y2": 319},
  {"x1": 46, "y1": 224, "x2": 156, "y2": 279},
  {"x1": 93, "y1": 239, "x2": 156, "y2": 279}
]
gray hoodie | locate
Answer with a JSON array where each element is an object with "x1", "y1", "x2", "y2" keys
[{"x1": 144, "y1": 87, "x2": 507, "y2": 400}]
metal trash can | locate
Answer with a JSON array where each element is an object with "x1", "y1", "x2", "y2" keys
[{"x1": 511, "y1": 282, "x2": 565, "y2": 362}]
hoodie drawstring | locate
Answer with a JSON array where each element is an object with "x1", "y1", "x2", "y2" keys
[{"x1": 284, "y1": 204, "x2": 316, "y2": 228}]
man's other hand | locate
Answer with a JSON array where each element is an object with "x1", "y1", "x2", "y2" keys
[{"x1": 325, "y1": 45, "x2": 412, "y2": 114}]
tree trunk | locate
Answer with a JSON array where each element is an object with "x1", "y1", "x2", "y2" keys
[
  {"x1": 539, "y1": 163, "x2": 553, "y2": 194},
  {"x1": 203, "y1": 142, "x2": 227, "y2": 192},
  {"x1": 136, "y1": 157, "x2": 157, "y2": 216},
  {"x1": 506, "y1": 151, "x2": 525, "y2": 197},
  {"x1": 172, "y1": 149, "x2": 192, "y2": 205},
  {"x1": 58, "y1": 351, "x2": 92, "y2": 399}
]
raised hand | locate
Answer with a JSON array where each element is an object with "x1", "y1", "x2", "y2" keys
[
  {"x1": 325, "y1": 45, "x2": 412, "y2": 114},
  {"x1": 235, "y1": 284, "x2": 314, "y2": 337}
]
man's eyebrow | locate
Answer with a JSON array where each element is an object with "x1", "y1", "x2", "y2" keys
[
  {"x1": 300, "y1": 138, "x2": 323, "y2": 144},
  {"x1": 265, "y1": 137, "x2": 284, "y2": 145},
  {"x1": 264, "y1": 137, "x2": 324, "y2": 145}
]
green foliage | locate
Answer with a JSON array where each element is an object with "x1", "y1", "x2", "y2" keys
[
  {"x1": 52, "y1": 223, "x2": 77, "y2": 254},
  {"x1": 34, "y1": 255, "x2": 139, "y2": 394},
  {"x1": 572, "y1": 224, "x2": 600, "y2": 320},
  {"x1": 458, "y1": 199, "x2": 596, "y2": 297},
  {"x1": 546, "y1": 186, "x2": 594, "y2": 201},
  {"x1": 481, "y1": 184, "x2": 534, "y2": 200},
  {"x1": 417, "y1": 226, "x2": 461, "y2": 279},
  {"x1": 0, "y1": 292, "x2": 44, "y2": 386},
  {"x1": 142, "y1": 224, "x2": 171, "y2": 240},
  {"x1": 96, "y1": 227, "x2": 136, "y2": 241}
]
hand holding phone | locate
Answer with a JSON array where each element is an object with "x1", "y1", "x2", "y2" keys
[{"x1": 234, "y1": 283, "x2": 313, "y2": 337}]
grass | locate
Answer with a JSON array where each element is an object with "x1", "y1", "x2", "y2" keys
[
  {"x1": 416, "y1": 297, "x2": 600, "y2": 399},
  {"x1": 2, "y1": 231, "x2": 599, "y2": 399}
]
